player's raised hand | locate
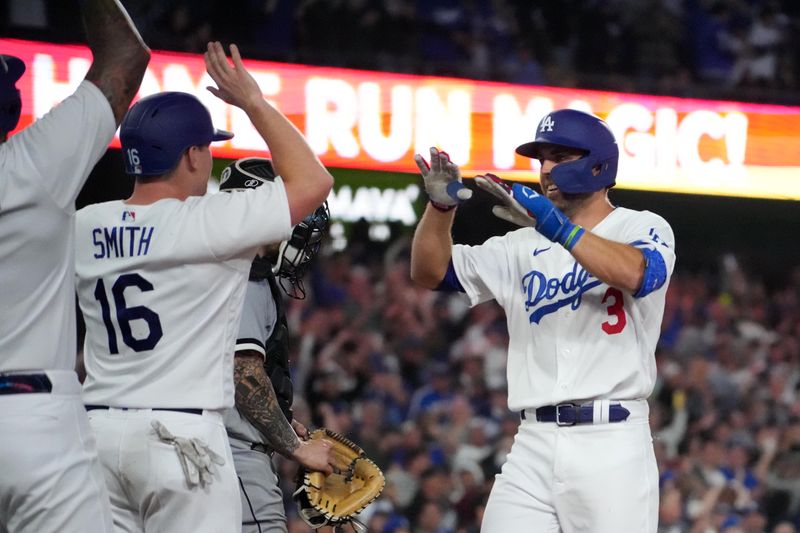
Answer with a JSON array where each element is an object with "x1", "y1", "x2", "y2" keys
[
  {"x1": 204, "y1": 41, "x2": 262, "y2": 111},
  {"x1": 474, "y1": 173, "x2": 536, "y2": 227},
  {"x1": 414, "y1": 147, "x2": 472, "y2": 211}
]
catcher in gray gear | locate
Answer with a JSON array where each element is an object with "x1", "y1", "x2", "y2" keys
[{"x1": 220, "y1": 157, "x2": 334, "y2": 533}]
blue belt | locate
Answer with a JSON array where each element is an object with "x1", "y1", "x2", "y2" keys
[
  {"x1": 85, "y1": 405, "x2": 203, "y2": 415},
  {"x1": 0, "y1": 373, "x2": 53, "y2": 395},
  {"x1": 522, "y1": 402, "x2": 631, "y2": 426}
]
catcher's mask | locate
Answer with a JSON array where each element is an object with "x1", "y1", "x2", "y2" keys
[
  {"x1": 515, "y1": 108, "x2": 618, "y2": 194},
  {"x1": 219, "y1": 157, "x2": 330, "y2": 299}
]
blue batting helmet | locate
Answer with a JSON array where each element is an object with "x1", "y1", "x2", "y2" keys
[
  {"x1": 0, "y1": 55, "x2": 25, "y2": 135},
  {"x1": 120, "y1": 92, "x2": 233, "y2": 176},
  {"x1": 516, "y1": 109, "x2": 619, "y2": 194}
]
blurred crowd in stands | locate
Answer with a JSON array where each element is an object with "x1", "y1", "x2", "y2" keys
[
  {"x1": 12, "y1": 0, "x2": 798, "y2": 531},
  {"x1": 259, "y1": 230, "x2": 799, "y2": 533},
  {"x1": 2, "y1": 0, "x2": 799, "y2": 104}
]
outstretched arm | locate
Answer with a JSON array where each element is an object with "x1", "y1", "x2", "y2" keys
[
  {"x1": 83, "y1": 0, "x2": 150, "y2": 124},
  {"x1": 204, "y1": 42, "x2": 333, "y2": 225},
  {"x1": 410, "y1": 205, "x2": 455, "y2": 289},
  {"x1": 410, "y1": 147, "x2": 468, "y2": 289},
  {"x1": 234, "y1": 351, "x2": 332, "y2": 473}
]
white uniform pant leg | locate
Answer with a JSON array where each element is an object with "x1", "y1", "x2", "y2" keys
[
  {"x1": 552, "y1": 418, "x2": 659, "y2": 533},
  {"x1": 89, "y1": 408, "x2": 242, "y2": 533},
  {"x1": 481, "y1": 422, "x2": 561, "y2": 532},
  {"x1": 230, "y1": 438, "x2": 287, "y2": 533},
  {"x1": 0, "y1": 371, "x2": 114, "y2": 533}
]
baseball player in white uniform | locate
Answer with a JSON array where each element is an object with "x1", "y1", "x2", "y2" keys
[
  {"x1": 411, "y1": 109, "x2": 676, "y2": 532},
  {"x1": 74, "y1": 42, "x2": 333, "y2": 533},
  {"x1": 0, "y1": 3, "x2": 149, "y2": 532},
  {"x1": 218, "y1": 157, "x2": 334, "y2": 533}
]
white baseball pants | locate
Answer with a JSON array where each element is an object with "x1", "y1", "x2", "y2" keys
[
  {"x1": 0, "y1": 370, "x2": 114, "y2": 533},
  {"x1": 88, "y1": 407, "x2": 241, "y2": 533},
  {"x1": 482, "y1": 400, "x2": 658, "y2": 533}
]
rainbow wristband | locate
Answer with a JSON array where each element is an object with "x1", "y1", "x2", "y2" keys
[{"x1": 562, "y1": 224, "x2": 585, "y2": 251}]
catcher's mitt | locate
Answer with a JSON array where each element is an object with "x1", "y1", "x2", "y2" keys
[{"x1": 293, "y1": 428, "x2": 385, "y2": 531}]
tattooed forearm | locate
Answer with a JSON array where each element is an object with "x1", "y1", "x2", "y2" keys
[
  {"x1": 82, "y1": 0, "x2": 150, "y2": 124},
  {"x1": 234, "y1": 353, "x2": 300, "y2": 457}
]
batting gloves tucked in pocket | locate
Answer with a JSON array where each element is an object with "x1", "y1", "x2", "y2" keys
[{"x1": 151, "y1": 419, "x2": 225, "y2": 489}]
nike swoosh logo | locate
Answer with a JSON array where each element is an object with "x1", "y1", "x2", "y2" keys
[{"x1": 532, "y1": 247, "x2": 551, "y2": 257}]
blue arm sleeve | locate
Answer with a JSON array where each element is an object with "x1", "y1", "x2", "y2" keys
[
  {"x1": 633, "y1": 248, "x2": 667, "y2": 298},
  {"x1": 434, "y1": 260, "x2": 465, "y2": 292}
]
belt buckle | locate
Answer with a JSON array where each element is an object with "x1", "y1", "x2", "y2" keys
[{"x1": 555, "y1": 403, "x2": 577, "y2": 426}]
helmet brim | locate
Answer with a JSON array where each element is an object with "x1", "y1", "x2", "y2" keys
[
  {"x1": 0, "y1": 55, "x2": 25, "y2": 84},
  {"x1": 212, "y1": 128, "x2": 234, "y2": 142},
  {"x1": 515, "y1": 141, "x2": 541, "y2": 158}
]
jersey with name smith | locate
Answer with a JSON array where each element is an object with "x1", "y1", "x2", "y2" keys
[{"x1": 75, "y1": 183, "x2": 292, "y2": 410}]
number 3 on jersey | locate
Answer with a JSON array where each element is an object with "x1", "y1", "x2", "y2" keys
[
  {"x1": 601, "y1": 287, "x2": 627, "y2": 335},
  {"x1": 93, "y1": 274, "x2": 163, "y2": 353}
]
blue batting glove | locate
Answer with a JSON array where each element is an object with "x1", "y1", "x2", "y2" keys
[{"x1": 511, "y1": 184, "x2": 585, "y2": 250}]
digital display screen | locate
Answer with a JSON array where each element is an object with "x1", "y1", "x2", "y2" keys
[{"x1": 4, "y1": 38, "x2": 799, "y2": 200}]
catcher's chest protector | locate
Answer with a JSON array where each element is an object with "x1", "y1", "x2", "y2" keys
[{"x1": 263, "y1": 270, "x2": 294, "y2": 421}]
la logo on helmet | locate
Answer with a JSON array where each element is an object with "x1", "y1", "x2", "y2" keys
[{"x1": 540, "y1": 115, "x2": 555, "y2": 132}]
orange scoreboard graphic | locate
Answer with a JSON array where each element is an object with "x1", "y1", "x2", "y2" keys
[{"x1": 4, "y1": 38, "x2": 799, "y2": 200}]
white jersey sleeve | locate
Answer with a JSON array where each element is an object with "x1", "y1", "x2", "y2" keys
[
  {"x1": 1, "y1": 80, "x2": 115, "y2": 212},
  {"x1": 619, "y1": 210, "x2": 677, "y2": 284}
]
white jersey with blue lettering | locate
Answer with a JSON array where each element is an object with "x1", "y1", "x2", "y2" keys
[
  {"x1": 0, "y1": 81, "x2": 115, "y2": 372},
  {"x1": 74, "y1": 183, "x2": 292, "y2": 410},
  {"x1": 451, "y1": 206, "x2": 676, "y2": 411}
]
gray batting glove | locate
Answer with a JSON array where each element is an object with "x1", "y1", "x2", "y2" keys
[
  {"x1": 414, "y1": 147, "x2": 473, "y2": 210},
  {"x1": 474, "y1": 173, "x2": 536, "y2": 227},
  {"x1": 151, "y1": 419, "x2": 225, "y2": 489}
]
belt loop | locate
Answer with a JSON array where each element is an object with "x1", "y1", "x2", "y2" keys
[
  {"x1": 599, "y1": 400, "x2": 613, "y2": 424},
  {"x1": 592, "y1": 400, "x2": 602, "y2": 424}
]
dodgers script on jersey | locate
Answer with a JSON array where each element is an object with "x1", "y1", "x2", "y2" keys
[
  {"x1": 0, "y1": 81, "x2": 115, "y2": 371},
  {"x1": 451, "y1": 207, "x2": 676, "y2": 411},
  {"x1": 224, "y1": 278, "x2": 278, "y2": 443},
  {"x1": 75, "y1": 183, "x2": 292, "y2": 409}
]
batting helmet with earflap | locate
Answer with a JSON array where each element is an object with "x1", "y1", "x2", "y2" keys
[
  {"x1": 219, "y1": 157, "x2": 330, "y2": 299},
  {"x1": 516, "y1": 109, "x2": 619, "y2": 194},
  {"x1": 120, "y1": 92, "x2": 233, "y2": 176},
  {"x1": 0, "y1": 55, "x2": 25, "y2": 135}
]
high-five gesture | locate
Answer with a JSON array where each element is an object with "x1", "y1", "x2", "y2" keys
[
  {"x1": 474, "y1": 173, "x2": 536, "y2": 227},
  {"x1": 204, "y1": 42, "x2": 262, "y2": 111},
  {"x1": 414, "y1": 147, "x2": 472, "y2": 211}
]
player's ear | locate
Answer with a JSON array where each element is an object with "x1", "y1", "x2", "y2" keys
[{"x1": 185, "y1": 145, "x2": 207, "y2": 172}]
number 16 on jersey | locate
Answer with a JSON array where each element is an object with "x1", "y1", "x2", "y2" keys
[{"x1": 93, "y1": 273, "x2": 163, "y2": 353}]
